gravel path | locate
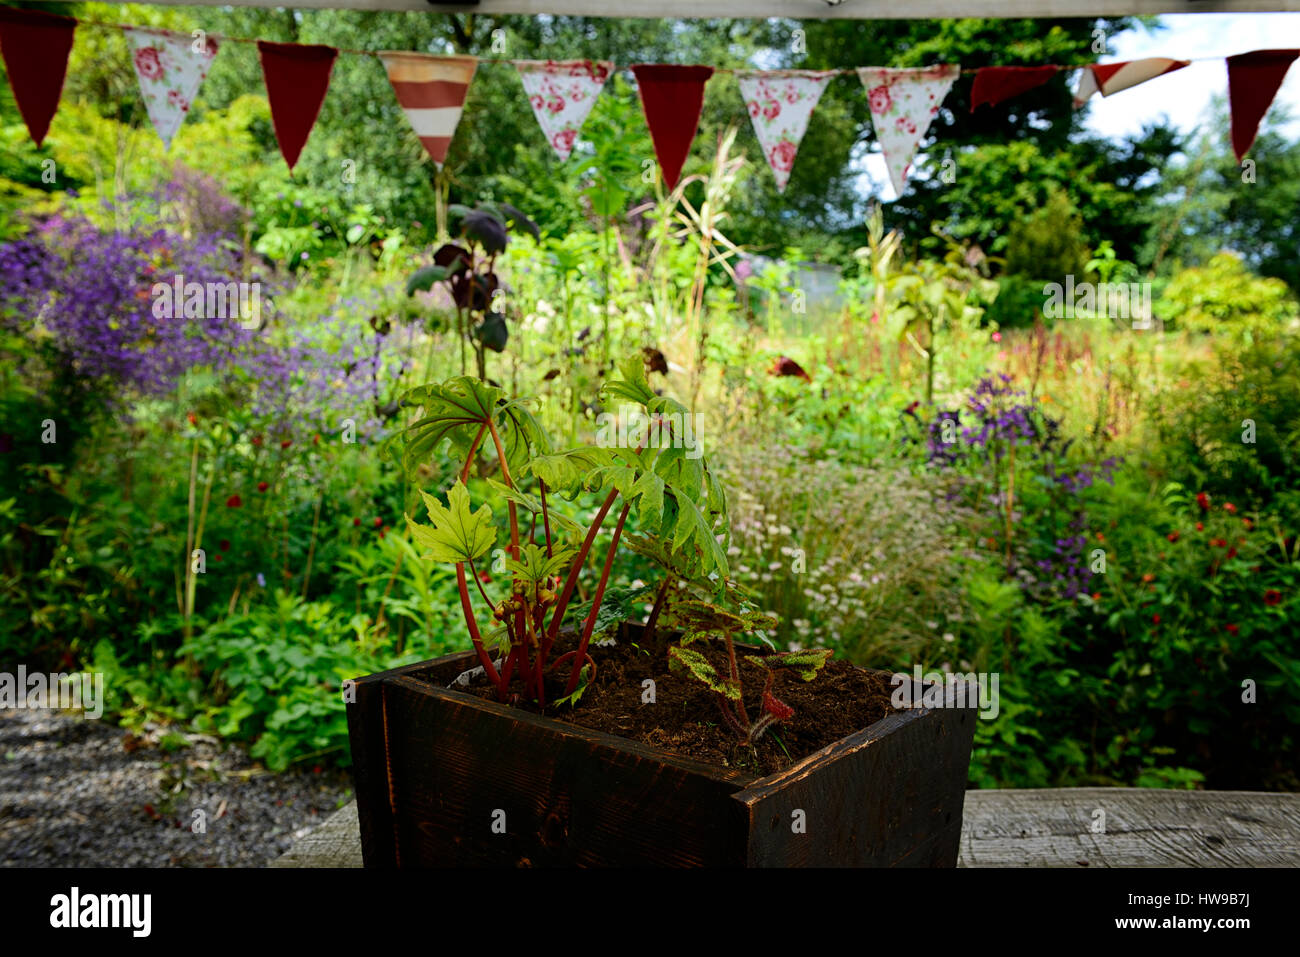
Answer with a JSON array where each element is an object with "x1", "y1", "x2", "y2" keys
[{"x1": 0, "y1": 708, "x2": 352, "y2": 867}]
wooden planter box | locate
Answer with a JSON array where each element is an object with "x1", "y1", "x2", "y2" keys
[{"x1": 346, "y1": 634, "x2": 977, "y2": 867}]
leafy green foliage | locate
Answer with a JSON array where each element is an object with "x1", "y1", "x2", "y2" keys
[{"x1": 407, "y1": 483, "x2": 497, "y2": 564}]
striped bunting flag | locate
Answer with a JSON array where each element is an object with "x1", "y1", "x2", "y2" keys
[
  {"x1": 380, "y1": 52, "x2": 477, "y2": 168},
  {"x1": 1073, "y1": 58, "x2": 1190, "y2": 108}
]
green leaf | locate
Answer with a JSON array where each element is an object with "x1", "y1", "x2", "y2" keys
[
  {"x1": 503, "y1": 542, "x2": 575, "y2": 586},
  {"x1": 668, "y1": 645, "x2": 741, "y2": 700},
  {"x1": 763, "y1": 648, "x2": 832, "y2": 681},
  {"x1": 407, "y1": 481, "x2": 496, "y2": 564},
  {"x1": 406, "y1": 264, "x2": 450, "y2": 295}
]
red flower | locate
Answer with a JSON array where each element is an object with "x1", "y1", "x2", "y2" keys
[
  {"x1": 281, "y1": 440, "x2": 292, "y2": 450},
  {"x1": 479, "y1": 571, "x2": 491, "y2": 583},
  {"x1": 1209, "y1": 538, "x2": 1226, "y2": 547},
  {"x1": 1141, "y1": 573, "x2": 1155, "y2": 583},
  {"x1": 1226, "y1": 624, "x2": 1240, "y2": 635},
  {"x1": 353, "y1": 518, "x2": 361, "y2": 527},
  {"x1": 1195, "y1": 522, "x2": 1204, "y2": 532},
  {"x1": 373, "y1": 518, "x2": 383, "y2": 528},
  {"x1": 252, "y1": 436, "x2": 263, "y2": 447},
  {"x1": 257, "y1": 481, "x2": 269, "y2": 492},
  {"x1": 551, "y1": 129, "x2": 577, "y2": 154},
  {"x1": 1264, "y1": 590, "x2": 1282, "y2": 606},
  {"x1": 1091, "y1": 592, "x2": 1101, "y2": 601},
  {"x1": 546, "y1": 95, "x2": 565, "y2": 114},
  {"x1": 746, "y1": 99, "x2": 760, "y2": 118},
  {"x1": 768, "y1": 139, "x2": 798, "y2": 173},
  {"x1": 226, "y1": 494, "x2": 242, "y2": 508},
  {"x1": 894, "y1": 116, "x2": 917, "y2": 135},
  {"x1": 1225, "y1": 547, "x2": 1238, "y2": 559},
  {"x1": 868, "y1": 84, "x2": 892, "y2": 114},
  {"x1": 187, "y1": 412, "x2": 197, "y2": 426},
  {"x1": 313, "y1": 434, "x2": 320, "y2": 445},
  {"x1": 1167, "y1": 531, "x2": 1180, "y2": 542},
  {"x1": 1196, "y1": 491, "x2": 1211, "y2": 511},
  {"x1": 1223, "y1": 502, "x2": 1237, "y2": 514},
  {"x1": 134, "y1": 47, "x2": 163, "y2": 81},
  {"x1": 1243, "y1": 518, "x2": 1253, "y2": 531},
  {"x1": 1152, "y1": 614, "x2": 1161, "y2": 625},
  {"x1": 1096, "y1": 532, "x2": 1105, "y2": 542},
  {"x1": 213, "y1": 553, "x2": 222, "y2": 562},
  {"x1": 530, "y1": 94, "x2": 544, "y2": 111},
  {"x1": 762, "y1": 98, "x2": 781, "y2": 121},
  {"x1": 219, "y1": 539, "x2": 230, "y2": 552}
]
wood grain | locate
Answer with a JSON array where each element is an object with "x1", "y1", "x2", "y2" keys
[
  {"x1": 345, "y1": 654, "x2": 975, "y2": 867},
  {"x1": 958, "y1": 787, "x2": 1300, "y2": 867},
  {"x1": 735, "y1": 685, "x2": 976, "y2": 867},
  {"x1": 273, "y1": 788, "x2": 1300, "y2": 867}
]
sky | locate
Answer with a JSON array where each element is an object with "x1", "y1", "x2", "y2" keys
[
  {"x1": 863, "y1": 13, "x2": 1300, "y2": 201},
  {"x1": 1082, "y1": 13, "x2": 1300, "y2": 140}
]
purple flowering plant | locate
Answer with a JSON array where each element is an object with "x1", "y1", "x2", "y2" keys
[{"x1": 904, "y1": 374, "x2": 1120, "y2": 602}]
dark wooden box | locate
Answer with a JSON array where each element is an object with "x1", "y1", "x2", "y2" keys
[{"x1": 346, "y1": 641, "x2": 976, "y2": 867}]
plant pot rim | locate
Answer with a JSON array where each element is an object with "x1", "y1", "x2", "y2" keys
[{"x1": 379, "y1": 645, "x2": 959, "y2": 803}]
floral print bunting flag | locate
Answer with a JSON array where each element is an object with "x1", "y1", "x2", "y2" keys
[
  {"x1": 857, "y1": 65, "x2": 959, "y2": 198},
  {"x1": 514, "y1": 60, "x2": 613, "y2": 160},
  {"x1": 736, "y1": 70, "x2": 835, "y2": 192},
  {"x1": 124, "y1": 28, "x2": 219, "y2": 150}
]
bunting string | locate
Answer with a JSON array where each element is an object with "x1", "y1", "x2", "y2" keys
[{"x1": 4, "y1": 6, "x2": 1296, "y2": 197}]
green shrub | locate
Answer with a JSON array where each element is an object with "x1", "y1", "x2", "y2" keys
[{"x1": 1156, "y1": 252, "x2": 1297, "y2": 336}]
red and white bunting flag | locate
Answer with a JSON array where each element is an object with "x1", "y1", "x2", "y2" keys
[
  {"x1": 380, "y1": 52, "x2": 478, "y2": 168},
  {"x1": 857, "y1": 65, "x2": 959, "y2": 197},
  {"x1": 1228, "y1": 49, "x2": 1300, "y2": 161},
  {"x1": 631, "y1": 64, "x2": 714, "y2": 191},
  {"x1": 124, "y1": 28, "x2": 219, "y2": 150},
  {"x1": 970, "y1": 66, "x2": 1060, "y2": 110},
  {"x1": 1073, "y1": 57, "x2": 1190, "y2": 108},
  {"x1": 0, "y1": 7, "x2": 76, "y2": 147},
  {"x1": 736, "y1": 70, "x2": 835, "y2": 192},
  {"x1": 515, "y1": 59, "x2": 613, "y2": 160},
  {"x1": 258, "y1": 41, "x2": 338, "y2": 172}
]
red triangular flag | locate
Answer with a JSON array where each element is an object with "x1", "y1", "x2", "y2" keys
[
  {"x1": 1228, "y1": 49, "x2": 1300, "y2": 161},
  {"x1": 0, "y1": 7, "x2": 77, "y2": 147},
  {"x1": 257, "y1": 40, "x2": 338, "y2": 172},
  {"x1": 631, "y1": 64, "x2": 713, "y2": 191},
  {"x1": 970, "y1": 66, "x2": 1060, "y2": 111}
]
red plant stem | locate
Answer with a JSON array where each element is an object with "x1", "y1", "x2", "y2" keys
[
  {"x1": 517, "y1": 635, "x2": 532, "y2": 700},
  {"x1": 467, "y1": 557, "x2": 494, "y2": 610},
  {"x1": 460, "y1": 423, "x2": 488, "y2": 483},
  {"x1": 725, "y1": 634, "x2": 747, "y2": 726},
  {"x1": 486, "y1": 420, "x2": 520, "y2": 558},
  {"x1": 547, "y1": 651, "x2": 596, "y2": 684},
  {"x1": 643, "y1": 576, "x2": 672, "y2": 643},
  {"x1": 485, "y1": 420, "x2": 529, "y2": 685},
  {"x1": 539, "y1": 479, "x2": 554, "y2": 558},
  {"x1": 527, "y1": 615, "x2": 545, "y2": 710},
  {"x1": 565, "y1": 502, "x2": 631, "y2": 696},
  {"x1": 456, "y1": 562, "x2": 502, "y2": 698},
  {"x1": 546, "y1": 487, "x2": 620, "y2": 644},
  {"x1": 500, "y1": 644, "x2": 516, "y2": 688}
]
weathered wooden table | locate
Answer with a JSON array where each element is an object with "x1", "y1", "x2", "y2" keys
[{"x1": 269, "y1": 788, "x2": 1300, "y2": 867}]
